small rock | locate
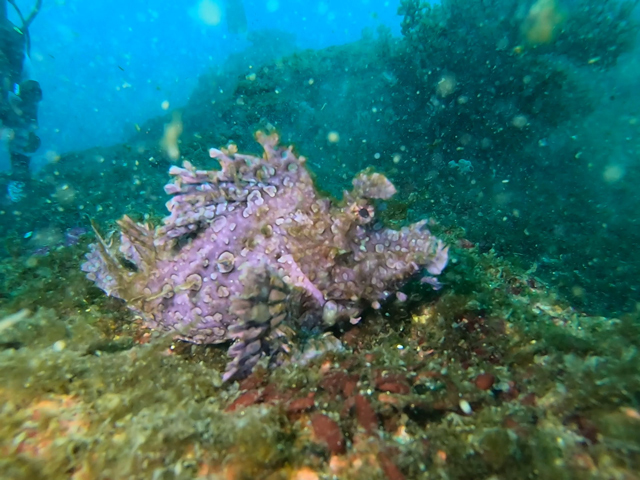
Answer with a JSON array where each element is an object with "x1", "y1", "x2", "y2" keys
[
  {"x1": 287, "y1": 393, "x2": 315, "y2": 414},
  {"x1": 226, "y1": 390, "x2": 262, "y2": 412},
  {"x1": 355, "y1": 394, "x2": 379, "y2": 433},
  {"x1": 311, "y1": 413, "x2": 346, "y2": 454},
  {"x1": 474, "y1": 373, "x2": 495, "y2": 390}
]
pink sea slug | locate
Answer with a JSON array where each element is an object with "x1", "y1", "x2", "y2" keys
[{"x1": 82, "y1": 133, "x2": 448, "y2": 380}]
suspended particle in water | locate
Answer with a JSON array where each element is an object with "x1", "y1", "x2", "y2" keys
[
  {"x1": 45, "y1": 150, "x2": 61, "y2": 164},
  {"x1": 511, "y1": 115, "x2": 529, "y2": 129},
  {"x1": 161, "y1": 111, "x2": 183, "y2": 160},
  {"x1": 196, "y1": 0, "x2": 222, "y2": 26},
  {"x1": 436, "y1": 74, "x2": 456, "y2": 97},
  {"x1": 603, "y1": 164, "x2": 625, "y2": 184},
  {"x1": 521, "y1": 0, "x2": 565, "y2": 45}
]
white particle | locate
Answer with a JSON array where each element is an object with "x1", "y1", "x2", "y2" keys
[{"x1": 459, "y1": 399, "x2": 472, "y2": 415}]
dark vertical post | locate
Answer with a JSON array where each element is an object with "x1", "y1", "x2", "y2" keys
[{"x1": 225, "y1": 0, "x2": 247, "y2": 34}]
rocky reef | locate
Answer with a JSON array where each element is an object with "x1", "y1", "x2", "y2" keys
[
  {"x1": 82, "y1": 133, "x2": 448, "y2": 380},
  {"x1": 1, "y1": 1, "x2": 639, "y2": 476}
]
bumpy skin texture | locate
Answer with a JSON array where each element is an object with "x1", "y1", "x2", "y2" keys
[{"x1": 83, "y1": 133, "x2": 448, "y2": 380}]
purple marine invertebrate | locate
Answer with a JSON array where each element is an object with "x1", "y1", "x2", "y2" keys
[{"x1": 82, "y1": 133, "x2": 448, "y2": 380}]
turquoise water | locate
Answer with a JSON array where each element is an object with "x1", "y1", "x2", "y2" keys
[{"x1": 0, "y1": 1, "x2": 639, "y2": 478}]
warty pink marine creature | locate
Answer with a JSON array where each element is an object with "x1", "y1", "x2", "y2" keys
[{"x1": 82, "y1": 133, "x2": 448, "y2": 381}]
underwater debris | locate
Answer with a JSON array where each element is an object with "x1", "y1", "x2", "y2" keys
[
  {"x1": 448, "y1": 159, "x2": 474, "y2": 175},
  {"x1": 82, "y1": 132, "x2": 448, "y2": 381},
  {"x1": 0, "y1": 309, "x2": 30, "y2": 334}
]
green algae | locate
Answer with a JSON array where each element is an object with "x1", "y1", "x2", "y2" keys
[{"x1": 0, "y1": 238, "x2": 639, "y2": 479}]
